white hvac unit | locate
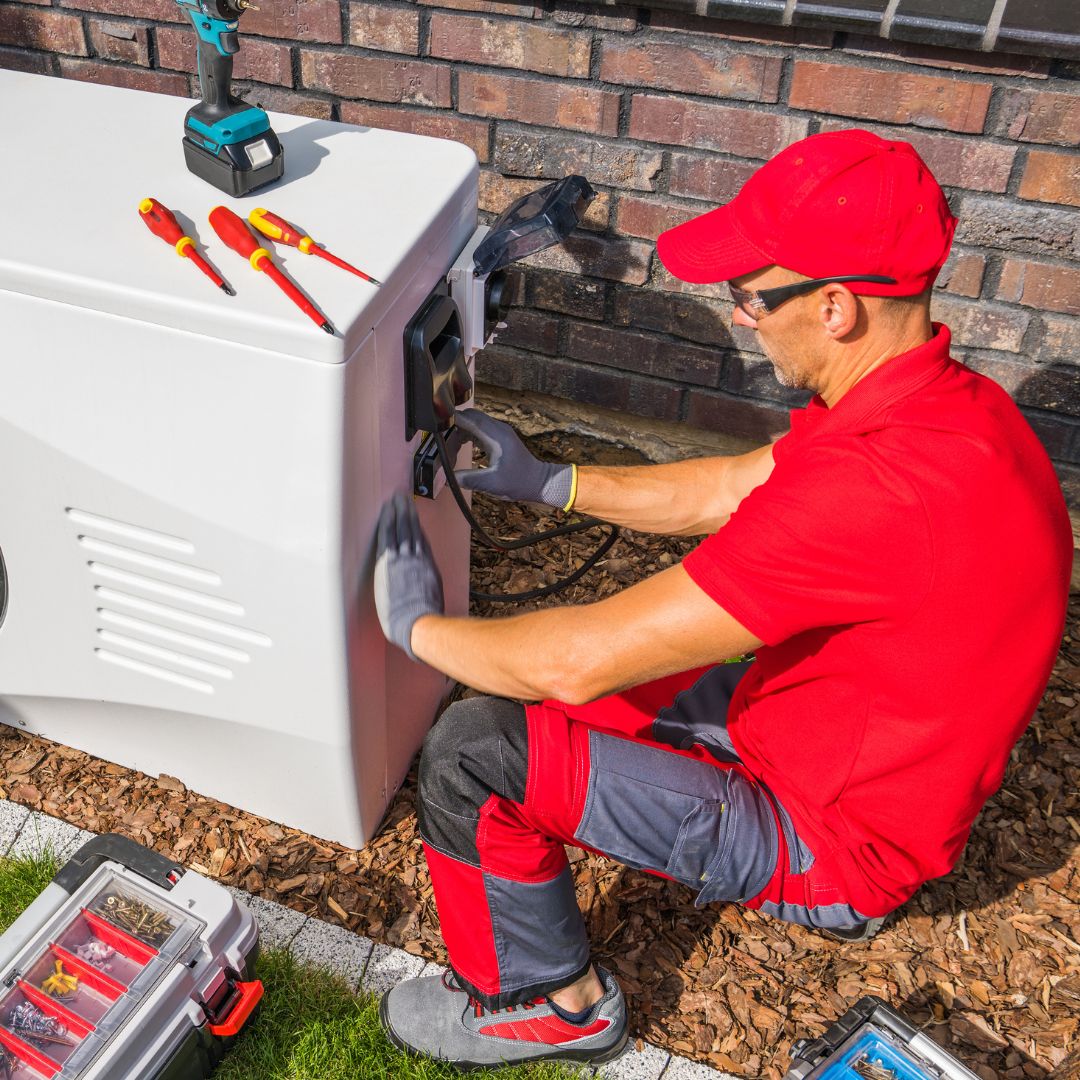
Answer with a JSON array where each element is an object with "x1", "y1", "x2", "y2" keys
[{"x1": 0, "y1": 70, "x2": 592, "y2": 848}]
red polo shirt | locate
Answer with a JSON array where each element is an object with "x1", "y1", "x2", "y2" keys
[{"x1": 682, "y1": 325, "x2": 1072, "y2": 917}]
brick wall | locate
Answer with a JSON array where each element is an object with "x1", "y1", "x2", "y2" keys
[{"x1": 2, "y1": 0, "x2": 1079, "y2": 491}]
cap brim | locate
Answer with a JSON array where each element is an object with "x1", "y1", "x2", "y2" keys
[{"x1": 656, "y1": 203, "x2": 771, "y2": 285}]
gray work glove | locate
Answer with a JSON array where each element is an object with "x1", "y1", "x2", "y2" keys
[
  {"x1": 374, "y1": 492, "x2": 444, "y2": 661},
  {"x1": 454, "y1": 408, "x2": 574, "y2": 508}
]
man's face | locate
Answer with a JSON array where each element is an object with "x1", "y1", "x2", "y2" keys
[{"x1": 729, "y1": 266, "x2": 823, "y2": 392}]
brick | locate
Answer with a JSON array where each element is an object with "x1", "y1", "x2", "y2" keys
[
  {"x1": 998, "y1": 90, "x2": 1080, "y2": 148},
  {"x1": 956, "y1": 352, "x2": 1029, "y2": 396},
  {"x1": 429, "y1": 14, "x2": 590, "y2": 79},
  {"x1": 301, "y1": 51, "x2": 450, "y2": 107},
  {"x1": 243, "y1": 0, "x2": 341, "y2": 44},
  {"x1": 685, "y1": 388, "x2": 791, "y2": 443},
  {"x1": 477, "y1": 345, "x2": 684, "y2": 421},
  {"x1": 551, "y1": 1, "x2": 637, "y2": 32},
  {"x1": 1014, "y1": 366, "x2": 1080, "y2": 416},
  {"x1": 59, "y1": 57, "x2": 187, "y2": 95},
  {"x1": 842, "y1": 35, "x2": 1050, "y2": 79},
  {"x1": 524, "y1": 233, "x2": 653, "y2": 286},
  {"x1": 1041, "y1": 314, "x2": 1080, "y2": 367},
  {"x1": 630, "y1": 96, "x2": 808, "y2": 159},
  {"x1": 650, "y1": 12, "x2": 832, "y2": 47},
  {"x1": 615, "y1": 195, "x2": 698, "y2": 242},
  {"x1": 417, "y1": 0, "x2": 539, "y2": 17},
  {"x1": 61, "y1": 0, "x2": 182, "y2": 23},
  {"x1": 997, "y1": 259, "x2": 1080, "y2": 317},
  {"x1": 157, "y1": 26, "x2": 292, "y2": 86},
  {"x1": 234, "y1": 83, "x2": 332, "y2": 118},
  {"x1": 458, "y1": 72, "x2": 618, "y2": 137},
  {"x1": 88, "y1": 20, "x2": 149, "y2": 64},
  {"x1": 527, "y1": 270, "x2": 606, "y2": 320},
  {"x1": 494, "y1": 309, "x2": 560, "y2": 354},
  {"x1": 565, "y1": 322, "x2": 723, "y2": 388},
  {"x1": 1023, "y1": 411, "x2": 1077, "y2": 460},
  {"x1": 348, "y1": 3, "x2": 419, "y2": 55},
  {"x1": 955, "y1": 196, "x2": 1080, "y2": 259},
  {"x1": 936, "y1": 251, "x2": 985, "y2": 298},
  {"x1": 612, "y1": 288, "x2": 733, "y2": 348},
  {"x1": 600, "y1": 41, "x2": 781, "y2": 103},
  {"x1": 1019, "y1": 150, "x2": 1080, "y2": 209},
  {"x1": 0, "y1": 7, "x2": 87, "y2": 56},
  {"x1": 480, "y1": 171, "x2": 609, "y2": 229},
  {"x1": 929, "y1": 295, "x2": 1030, "y2": 353},
  {"x1": 494, "y1": 129, "x2": 662, "y2": 192},
  {"x1": 341, "y1": 102, "x2": 489, "y2": 161},
  {"x1": 652, "y1": 264, "x2": 731, "y2": 304},
  {"x1": 668, "y1": 154, "x2": 757, "y2": 203},
  {"x1": 818, "y1": 120, "x2": 1015, "y2": 194},
  {"x1": 0, "y1": 46, "x2": 53, "y2": 73},
  {"x1": 789, "y1": 61, "x2": 992, "y2": 135}
]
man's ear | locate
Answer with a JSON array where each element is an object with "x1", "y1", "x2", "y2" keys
[{"x1": 817, "y1": 282, "x2": 859, "y2": 339}]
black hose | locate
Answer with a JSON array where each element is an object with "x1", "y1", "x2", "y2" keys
[{"x1": 433, "y1": 426, "x2": 621, "y2": 603}]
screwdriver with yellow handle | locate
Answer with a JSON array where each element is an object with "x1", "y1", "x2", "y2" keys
[
  {"x1": 249, "y1": 208, "x2": 381, "y2": 286},
  {"x1": 139, "y1": 197, "x2": 234, "y2": 295},
  {"x1": 209, "y1": 206, "x2": 335, "y2": 334}
]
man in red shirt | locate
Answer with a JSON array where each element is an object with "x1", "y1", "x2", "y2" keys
[{"x1": 373, "y1": 129, "x2": 1073, "y2": 1069}]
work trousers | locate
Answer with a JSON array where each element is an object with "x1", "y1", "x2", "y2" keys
[{"x1": 417, "y1": 662, "x2": 864, "y2": 1010}]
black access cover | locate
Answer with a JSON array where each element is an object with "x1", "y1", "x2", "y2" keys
[{"x1": 472, "y1": 175, "x2": 597, "y2": 276}]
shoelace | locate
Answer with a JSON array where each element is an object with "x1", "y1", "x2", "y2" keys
[{"x1": 442, "y1": 971, "x2": 545, "y2": 1020}]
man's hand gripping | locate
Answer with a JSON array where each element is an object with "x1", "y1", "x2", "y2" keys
[{"x1": 455, "y1": 409, "x2": 576, "y2": 510}]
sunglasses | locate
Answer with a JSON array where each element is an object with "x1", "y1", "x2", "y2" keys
[{"x1": 728, "y1": 275, "x2": 898, "y2": 320}]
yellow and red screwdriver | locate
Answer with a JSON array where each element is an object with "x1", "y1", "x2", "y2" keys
[
  {"x1": 208, "y1": 206, "x2": 335, "y2": 335},
  {"x1": 249, "y1": 208, "x2": 381, "y2": 286},
  {"x1": 139, "y1": 198, "x2": 234, "y2": 294}
]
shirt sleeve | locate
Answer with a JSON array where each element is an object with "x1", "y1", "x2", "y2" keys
[{"x1": 682, "y1": 438, "x2": 933, "y2": 647}]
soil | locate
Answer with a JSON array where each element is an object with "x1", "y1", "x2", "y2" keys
[{"x1": 0, "y1": 430, "x2": 1076, "y2": 1080}]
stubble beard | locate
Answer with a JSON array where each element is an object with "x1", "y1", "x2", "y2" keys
[{"x1": 763, "y1": 340, "x2": 816, "y2": 392}]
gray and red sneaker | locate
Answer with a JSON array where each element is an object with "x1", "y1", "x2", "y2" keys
[{"x1": 379, "y1": 966, "x2": 629, "y2": 1070}]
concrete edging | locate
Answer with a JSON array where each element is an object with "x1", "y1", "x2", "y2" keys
[{"x1": 0, "y1": 802, "x2": 735, "y2": 1080}]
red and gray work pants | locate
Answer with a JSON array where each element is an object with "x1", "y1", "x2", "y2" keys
[{"x1": 418, "y1": 662, "x2": 868, "y2": 1010}]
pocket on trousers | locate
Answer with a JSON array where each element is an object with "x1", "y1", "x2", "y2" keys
[{"x1": 574, "y1": 731, "x2": 777, "y2": 905}]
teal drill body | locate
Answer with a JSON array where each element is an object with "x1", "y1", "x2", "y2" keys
[{"x1": 177, "y1": 0, "x2": 284, "y2": 196}]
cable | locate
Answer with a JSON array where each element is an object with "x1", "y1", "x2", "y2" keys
[{"x1": 433, "y1": 426, "x2": 621, "y2": 603}]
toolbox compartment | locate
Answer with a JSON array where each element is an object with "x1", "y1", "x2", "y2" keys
[{"x1": 0, "y1": 834, "x2": 260, "y2": 1080}]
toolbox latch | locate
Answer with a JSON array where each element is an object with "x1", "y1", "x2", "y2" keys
[{"x1": 202, "y1": 970, "x2": 264, "y2": 1038}]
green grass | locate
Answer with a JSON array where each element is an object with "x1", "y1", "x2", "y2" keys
[
  {"x1": 0, "y1": 852, "x2": 584, "y2": 1080},
  {"x1": 0, "y1": 848, "x2": 61, "y2": 934},
  {"x1": 218, "y1": 950, "x2": 588, "y2": 1080}
]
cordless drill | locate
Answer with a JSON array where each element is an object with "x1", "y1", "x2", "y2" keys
[{"x1": 176, "y1": 0, "x2": 284, "y2": 196}]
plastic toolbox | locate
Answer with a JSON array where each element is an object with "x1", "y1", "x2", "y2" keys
[
  {"x1": 0, "y1": 834, "x2": 260, "y2": 1079},
  {"x1": 784, "y1": 996, "x2": 981, "y2": 1080}
]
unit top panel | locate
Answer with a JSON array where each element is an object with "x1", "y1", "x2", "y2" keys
[{"x1": 0, "y1": 71, "x2": 479, "y2": 363}]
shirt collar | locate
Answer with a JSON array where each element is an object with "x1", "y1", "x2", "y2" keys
[{"x1": 804, "y1": 323, "x2": 953, "y2": 432}]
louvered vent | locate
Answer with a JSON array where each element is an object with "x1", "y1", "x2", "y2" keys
[{"x1": 67, "y1": 508, "x2": 271, "y2": 694}]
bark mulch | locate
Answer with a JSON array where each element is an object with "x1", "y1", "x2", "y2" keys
[{"x1": 0, "y1": 430, "x2": 1077, "y2": 1080}]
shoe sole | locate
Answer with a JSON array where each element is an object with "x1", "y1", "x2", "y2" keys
[{"x1": 379, "y1": 990, "x2": 630, "y2": 1072}]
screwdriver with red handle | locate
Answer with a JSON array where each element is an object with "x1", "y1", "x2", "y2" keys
[
  {"x1": 248, "y1": 208, "x2": 381, "y2": 286},
  {"x1": 208, "y1": 206, "x2": 335, "y2": 335},
  {"x1": 139, "y1": 197, "x2": 234, "y2": 295}
]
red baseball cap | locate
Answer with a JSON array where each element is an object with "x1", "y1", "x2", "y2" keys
[{"x1": 656, "y1": 129, "x2": 957, "y2": 295}]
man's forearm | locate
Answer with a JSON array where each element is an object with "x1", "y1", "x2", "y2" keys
[
  {"x1": 572, "y1": 445, "x2": 774, "y2": 536},
  {"x1": 408, "y1": 564, "x2": 764, "y2": 706}
]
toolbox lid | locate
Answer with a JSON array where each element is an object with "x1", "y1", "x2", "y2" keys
[{"x1": 0, "y1": 71, "x2": 478, "y2": 363}]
